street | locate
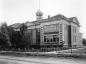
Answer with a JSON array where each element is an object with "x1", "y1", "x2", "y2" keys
[{"x1": 0, "y1": 55, "x2": 86, "y2": 64}]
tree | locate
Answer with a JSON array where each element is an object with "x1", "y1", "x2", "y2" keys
[
  {"x1": 19, "y1": 23, "x2": 30, "y2": 49},
  {"x1": 20, "y1": 23, "x2": 27, "y2": 35},
  {"x1": 0, "y1": 32, "x2": 8, "y2": 48},
  {"x1": 7, "y1": 26, "x2": 21, "y2": 49},
  {"x1": 0, "y1": 22, "x2": 11, "y2": 48},
  {"x1": 9, "y1": 23, "x2": 30, "y2": 49},
  {"x1": 0, "y1": 22, "x2": 31, "y2": 50},
  {"x1": 10, "y1": 31, "x2": 22, "y2": 49}
]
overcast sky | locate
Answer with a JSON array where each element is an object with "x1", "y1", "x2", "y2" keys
[{"x1": 0, "y1": 0, "x2": 86, "y2": 38}]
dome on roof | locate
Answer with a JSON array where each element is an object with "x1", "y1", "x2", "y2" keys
[
  {"x1": 36, "y1": 9, "x2": 43, "y2": 16},
  {"x1": 35, "y1": 9, "x2": 43, "y2": 20}
]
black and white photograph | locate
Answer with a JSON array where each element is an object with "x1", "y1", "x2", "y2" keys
[{"x1": 0, "y1": 0, "x2": 86, "y2": 64}]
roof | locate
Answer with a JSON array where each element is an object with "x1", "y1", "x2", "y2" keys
[
  {"x1": 69, "y1": 17, "x2": 80, "y2": 25},
  {"x1": 10, "y1": 14, "x2": 80, "y2": 28},
  {"x1": 31, "y1": 14, "x2": 80, "y2": 26},
  {"x1": 10, "y1": 23, "x2": 23, "y2": 29},
  {"x1": 36, "y1": 9, "x2": 43, "y2": 16}
]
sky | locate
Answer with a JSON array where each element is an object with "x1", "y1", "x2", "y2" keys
[{"x1": 0, "y1": 0, "x2": 86, "y2": 38}]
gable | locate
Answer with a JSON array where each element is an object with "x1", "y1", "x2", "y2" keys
[{"x1": 72, "y1": 17, "x2": 79, "y2": 24}]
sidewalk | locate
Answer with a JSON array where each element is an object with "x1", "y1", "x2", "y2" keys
[
  {"x1": 0, "y1": 47, "x2": 86, "y2": 58},
  {"x1": 0, "y1": 50, "x2": 86, "y2": 58}
]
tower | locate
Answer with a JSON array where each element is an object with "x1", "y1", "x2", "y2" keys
[
  {"x1": 36, "y1": 0, "x2": 43, "y2": 21},
  {"x1": 36, "y1": 9, "x2": 43, "y2": 20}
]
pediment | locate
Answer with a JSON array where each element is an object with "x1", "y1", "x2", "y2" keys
[{"x1": 72, "y1": 17, "x2": 79, "y2": 24}]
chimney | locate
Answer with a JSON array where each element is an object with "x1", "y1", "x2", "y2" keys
[{"x1": 48, "y1": 15, "x2": 50, "y2": 19}]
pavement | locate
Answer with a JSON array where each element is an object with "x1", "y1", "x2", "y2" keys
[
  {"x1": 0, "y1": 47, "x2": 86, "y2": 58},
  {"x1": 0, "y1": 55, "x2": 86, "y2": 64}
]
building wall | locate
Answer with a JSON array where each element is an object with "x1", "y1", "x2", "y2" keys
[
  {"x1": 40, "y1": 20, "x2": 61, "y2": 45},
  {"x1": 77, "y1": 33, "x2": 82, "y2": 47},
  {"x1": 26, "y1": 18, "x2": 82, "y2": 48},
  {"x1": 31, "y1": 29, "x2": 36, "y2": 45},
  {"x1": 62, "y1": 20, "x2": 69, "y2": 46},
  {"x1": 40, "y1": 23, "x2": 59, "y2": 45},
  {"x1": 40, "y1": 20, "x2": 69, "y2": 46},
  {"x1": 37, "y1": 20, "x2": 68, "y2": 46},
  {"x1": 70, "y1": 22, "x2": 82, "y2": 47},
  {"x1": 40, "y1": 26, "x2": 44, "y2": 45},
  {"x1": 26, "y1": 29, "x2": 32, "y2": 45}
]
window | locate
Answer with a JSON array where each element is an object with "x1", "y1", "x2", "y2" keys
[
  {"x1": 53, "y1": 35, "x2": 56, "y2": 42},
  {"x1": 53, "y1": 38, "x2": 56, "y2": 42},
  {"x1": 47, "y1": 38, "x2": 49, "y2": 42},
  {"x1": 44, "y1": 36, "x2": 46, "y2": 42},
  {"x1": 50, "y1": 39, "x2": 53, "y2": 42}
]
